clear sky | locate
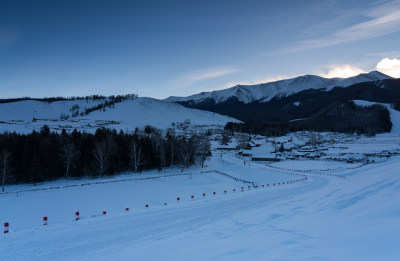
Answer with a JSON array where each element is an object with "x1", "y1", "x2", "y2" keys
[{"x1": 1, "y1": 0, "x2": 400, "y2": 99}]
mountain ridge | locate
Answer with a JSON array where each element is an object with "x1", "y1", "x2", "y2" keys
[
  {"x1": 172, "y1": 78, "x2": 400, "y2": 124},
  {"x1": 166, "y1": 70, "x2": 392, "y2": 104}
]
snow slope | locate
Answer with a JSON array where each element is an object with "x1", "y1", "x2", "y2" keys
[
  {"x1": 1, "y1": 143, "x2": 400, "y2": 260},
  {"x1": 166, "y1": 71, "x2": 392, "y2": 104},
  {"x1": 0, "y1": 97, "x2": 239, "y2": 133},
  {"x1": 87, "y1": 97, "x2": 240, "y2": 129},
  {"x1": 0, "y1": 99, "x2": 104, "y2": 122}
]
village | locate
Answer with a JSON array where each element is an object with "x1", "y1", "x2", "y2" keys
[{"x1": 212, "y1": 130, "x2": 400, "y2": 166}]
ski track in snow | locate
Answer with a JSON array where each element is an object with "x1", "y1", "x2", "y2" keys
[{"x1": 1, "y1": 150, "x2": 400, "y2": 260}]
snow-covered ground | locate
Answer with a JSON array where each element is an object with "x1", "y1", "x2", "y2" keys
[
  {"x1": 269, "y1": 160, "x2": 362, "y2": 171},
  {"x1": 1, "y1": 137, "x2": 400, "y2": 260},
  {"x1": 0, "y1": 97, "x2": 239, "y2": 133}
]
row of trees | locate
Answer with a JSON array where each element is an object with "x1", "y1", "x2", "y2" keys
[
  {"x1": 0, "y1": 94, "x2": 138, "y2": 104},
  {"x1": 0, "y1": 126, "x2": 210, "y2": 190},
  {"x1": 225, "y1": 101, "x2": 392, "y2": 137},
  {"x1": 59, "y1": 94, "x2": 139, "y2": 120},
  {"x1": 292, "y1": 101, "x2": 392, "y2": 136},
  {"x1": 224, "y1": 122, "x2": 289, "y2": 137}
]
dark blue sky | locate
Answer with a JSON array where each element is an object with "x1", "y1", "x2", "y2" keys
[{"x1": 1, "y1": 0, "x2": 400, "y2": 98}]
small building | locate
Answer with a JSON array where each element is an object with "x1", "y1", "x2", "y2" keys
[
  {"x1": 216, "y1": 145, "x2": 237, "y2": 151},
  {"x1": 241, "y1": 150, "x2": 253, "y2": 157},
  {"x1": 249, "y1": 141, "x2": 261, "y2": 147},
  {"x1": 298, "y1": 146, "x2": 316, "y2": 153},
  {"x1": 251, "y1": 153, "x2": 281, "y2": 162}
]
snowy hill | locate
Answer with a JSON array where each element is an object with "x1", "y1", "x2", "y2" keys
[
  {"x1": 86, "y1": 97, "x2": 240, "y2": 129},
  {"x1": 0, "y1": 97, "x2": 239, "y2": 133},
  {"x1": 167, "y1": 71, "x2": 392, "y2": 104}
]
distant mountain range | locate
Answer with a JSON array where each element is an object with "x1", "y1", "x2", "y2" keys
[
  {"x1": 166, "y1": 71, "x2": 391, "y2": 104},
  {"x1": 166, "y1": 71, "x2": 400, "y2": 123}
]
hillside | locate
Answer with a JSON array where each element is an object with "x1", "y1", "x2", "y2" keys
[
  {"x1": 173, "y1": 79, "x2": 400, "y2": 125},
  {"x1": 0, "y1": 97, "x2": 239, "y2": 134}
]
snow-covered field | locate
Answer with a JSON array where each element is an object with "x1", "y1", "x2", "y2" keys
[{"x1": 1, "y1": 139, "x2": 400, "y2": 260}]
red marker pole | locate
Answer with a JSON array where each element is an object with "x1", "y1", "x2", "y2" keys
[
  {"x1": 43, "y1": 216, "x2": 48, "y2": 226},
  {"x1": 75, "y1": 211, "x2": 80, "y2": 221},
  {"x1": 203, "y1": 193, "x2": 206, "y2": 197},
  {"x1": 4, "y1": 222, "x2": 9, "y2": 234},
  {"x1": 126, "y1": 208, "x2": 130, "y2": 211},
  {"x1": 177, "y1": 197, "x2": 180, "y2": 201},
  {"x1": 213, "y1": 192, "x2": 216, "y2": 195},
  {"x1": 145, "y1": 204, "x2": 149, "y2": 208},
  {"x1": 102, "y1": 210, "x2": 107, "y2": 215}
]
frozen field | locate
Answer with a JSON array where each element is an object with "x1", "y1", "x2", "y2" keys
[{"x1": 1, "y1": 145, "x2": 400, "y2": 261}]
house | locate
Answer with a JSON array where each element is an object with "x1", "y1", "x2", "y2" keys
[
  {"x1": 216, "y1": 145, "x2": 237, "y2": 151},
  {"x1": 251, "y1": 153, "x2": 281, "y2": 162},
  {"x1": 298, "y1": 146, "x2": 316, "y2": 153},
  {"x1": 241, "y1": 150, "x2": 253, "y2": 157},
  {"x1": 249, "y1": 141, "x2": 261, "y2": 147}
]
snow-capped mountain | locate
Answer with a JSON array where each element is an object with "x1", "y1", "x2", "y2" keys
[
  {"x1": 328, "y1": 70, "x2": 392, "y2": 89},
  {"x1": 0, "y1": 97, "x2": 239, "y2": 134},
  {"x1": 166, "y1": 71, "x2": 392, "y2": 104}
]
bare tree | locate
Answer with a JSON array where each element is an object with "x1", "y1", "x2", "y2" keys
[
  {"x1": 169, "y1": 138, "x2": 175, "y2": 167},
  {"x1": 156, "y1": 138, "x2": 167, "y2": 169},
  {"x1": 93, "y1": 141, "x2": 111, "y2": 176},
  {"x1": 236, "y1": 134, "x2": 249, "y2": 149},
  {"x1": 1, "y1": 150, "x2": 11, "y2": 193},
  {"x1": 129, "y1": 140, "x2": 145, "y2": 173},
  {"x1": 60, "y1": 142, "x2": 79, "y2": 180},
  {"x1": 309, "y1": 131, "x2": 317, "y2": 146},
  {"x1": 195, "y1": 135, "x2": 211, "y2": 168},
  {"x1": 179, "y1": 138, "x2": 194, "y2": 171},
  {"x1": 220, "y1": 132, "x2": 231, "y2": 145}
]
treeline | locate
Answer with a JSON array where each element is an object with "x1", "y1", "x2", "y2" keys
[
  {"x1": 391, "y1": 100, "x2": 400, "y2": 111},
  {"x1": 225, "y1": 101, "x2": 392, "y2": 137},
  {"x1": 293, "y1": 101, "x2": 392, "y2": 136},
  {"x1": 0, "y1": 126, "x2": 210, "y2": 188},
  {"x1": 225, "y1": 122, "x2": 289, "y2": 137},
  {"x1": 0, "y1": 94, "x2": 137, "y2": 104},
  {"x1": 59, "y1": 94, "x2": 138, "y2": 120}
]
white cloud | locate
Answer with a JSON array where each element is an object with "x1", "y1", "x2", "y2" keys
[
  {"x1": 172, "y1": 66, "x2": 240, "y2": 89},
  {"x1": 376, "y1": 58, "x2": 400, "y2": 77},
  {"x1": 273, "y1": 1, "x2": 400, "y2": 54},
  {"x1": 319, "y1": 65, "x2": 366, "y2": 78}
]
